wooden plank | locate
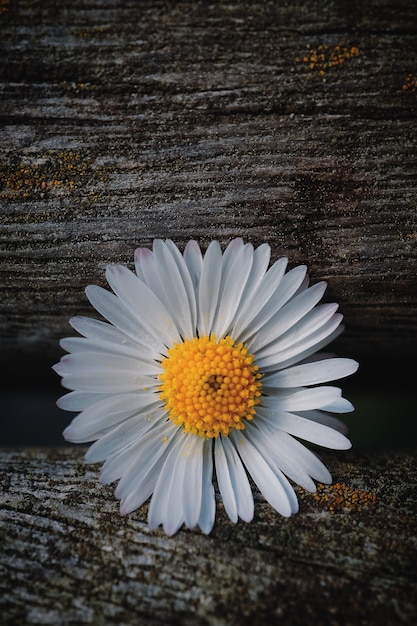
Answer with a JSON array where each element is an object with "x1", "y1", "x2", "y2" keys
[
  {"x1": 1, "y1": 0, "x2": 417, "y2": 376},
  {"x1": 1, "y1": 446, "x2": 416, "y2": 625}
]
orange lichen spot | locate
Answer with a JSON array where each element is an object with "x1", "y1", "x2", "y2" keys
[
  {"x1": 296, "y1": 44, "x2": 360, "y2": 74},
  {"x1": 60, "y1": 81, "x2": 97, "y2": 92},
  {"x1": 312, "y1": 482, "x2": 377, "y2": 513},
  {"x1": 0, "y1": 0, "x2": 10, "y2": 15},
  {"x1": 0, "y1": 150, "x2": 108, "y2": 200},
  {"x1": 74, "y1": 26, "x2": 109, "y2": 39},
  {"x1": 402, "y1": 73, "x2": 417, "y2": 92}
]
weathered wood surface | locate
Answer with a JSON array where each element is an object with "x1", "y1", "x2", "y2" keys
[
  {"x1": 1, "y1": 4, "x2": 416, "y2": 622},
  {"x1": 0, "y1": 446, "x2": 416, "y2": 625},
  {"x1": 1, "y1": 0, "x2": 417, "y2": 376}
]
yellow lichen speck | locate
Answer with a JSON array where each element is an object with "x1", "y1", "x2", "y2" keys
[
  {"x1": 296, "y1": 44, "x2": 360, "y2": 75},
  {"x1": 313, "y1": 482, "x2": 377, "y2": 513},
  {"x1": 159, "y1": 335, "x2": 262, "y2": 439},
  {"x1": 402, "y1": 73, "x2": 417, "y2": 93}
]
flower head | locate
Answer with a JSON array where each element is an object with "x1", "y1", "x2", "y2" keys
[{"x1": 53, "y1": 238, "x2": 358, "y2": 535}]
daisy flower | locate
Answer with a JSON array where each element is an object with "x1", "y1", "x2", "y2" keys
[{"x1": 53, "y1": 238, "x2": 358, "y2": 536}]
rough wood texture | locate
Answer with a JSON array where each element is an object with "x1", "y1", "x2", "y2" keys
[
  {"x1": 1, "y1": 446, "x2": 416, "y2": 625},
  {"x1": 1, "y1": 4, "x2": 415, "y2": 621},
  {"x1": 1, "y1": 0, "x2": 417, "y2": 375}
]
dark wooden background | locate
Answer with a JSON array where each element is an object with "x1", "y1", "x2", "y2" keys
[
  {"x1": 1, "y1": 0, "x2": 417, "y2": 373},
  {"x1": 1, "y1": 2, "x2": 417, "y2": 624},
  {"x1": 1, "y1": 446, "x2": 416, "y2": 626}
]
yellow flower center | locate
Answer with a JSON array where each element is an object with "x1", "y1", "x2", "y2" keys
[{"x1": 159, "y1": 335, "x2": 262, "y2": 438}]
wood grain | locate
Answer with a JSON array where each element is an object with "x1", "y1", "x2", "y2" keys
[
  {"x1": 1, "y1": 446, "x2": 416, "y2": 625},
  {"x1": 1, "y1": 5, "x2": 416, "y2": 621},
  {"x1": 1, "y1": 0, "x2": 417, "y2": 376}
]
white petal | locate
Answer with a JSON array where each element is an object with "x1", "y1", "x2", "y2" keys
[
  {"x1": 151, "y1": 240, "x2": 195, "y2": 339},
  {"x1": 245, "y1": 421, "x2": 316, "y2": 491},
  {"x1": 297, "y1": 410, "x2": 349, "y2": 434},
  {"x1": 183, "y1": 240, "x2": 203, "y2": 294},
  {"x1": 229, "y1": 243, "x2": 271, "y2": 330},
  {"x1": 118, "y1": 463, "x2": 159, "y2": 515},
  {"x1": 261, "y1": 386, "x2": 342, "y2": 411},
  {"x1": 255, "y1": 302, "x2": 338, "y2": 361},
  {"x1": 221, "y1": 238, "x2": 245, "y2": 272},
  {"x1": 230, "y1": 431, "x2": 294, "y2": 517},
  {"x1": 211, "y1": 243, "x2": 254, "y2": 338},
  {"x1": 54, "y1": 353, "x2": 159, "y2": 393},
  {"x1": 198, "y1": 241, "x2": 222, "y2": 336},
  {"x1": 258, "y1": 407, "x2": 351, "y2": 449},
  {"x1": 133, "y1": 245, "x2": 147, "y2": 282},
  {"x1": 254, "y1": 413, "x2": 332, "y2": 484},
  {"x1": 231, "y1": 256, "x2": 288, "y2": 340},
  {"x1": 55, "y1": 350, "x2": 160, "y2": 378},
  {"x1": 134, "y1": 246, "x2": 161, "y2": 286},
  {"x1": 256, "y1": 309, "x2": 343, "y2": 369},
  {"x1": 298, "y1": 351, "x2": 337, "y2": 364},
  {"x1": 56, "y1": 390, "x2": 111, "y2": 412},
  {"x1": 215, "y1": 437, "x2": 237, "y2": 522},
  {"x1": 165, "y1": 239, "x2": 198, "y2": 333},
  {"x1": 59, "y1": 336, "x2": 104, "y2": 355},
  {"x1": 151, "y1": 434, "x2": 205, "y2": 532},
  {"x1": 197, "y1": 440, "x2": 216, "y2": 534},
  {"x1": 100, "y1": 420, "x2": 176, "y2": 489},
  {"x1": 114, "y1": 421, "x2": 178, "y2": 513},
  {"x1": 113, "y1": 419, "x2": 176, "y2": 493},
  {"x1": 215, "y1": 435, "x2": 254, "y2": 523},
  {"x1": 148, "y1": 433, "x2": 190, "y2": 535},
  {"x1": 60, "y1": 335, "x2": 148, "y2": 362},
  {"x1": 105, "y1": 264, "x2": 181, "y2": 347},
  {"x1": 238, "y1": 265, "x2": 307, "y2": 345},
  {"x1": 100, "y1": 445, "x2": 140, "y2": 486},
  {"x1": 267, "y1": 325, "x2": 345, "y2": 372},
  {"x1": 320, "y1": 397, "x2": 355, "y2": 413},
  {"x1": 292, "y1": 272, "x2": 310, "y2": 297},
  {"x1": 54, "y1": 351, "x2": 157, "y2": 376},
  {"x1": 263, "y1": 358, "x2": 359, "y2": 389},
  {"x1": 57, "y1": 373, "x2": 150, "y2": 394},
  {"x1": 247, "y1": 281, "x2": 327, "y2": 354},
  {"x1": 136, "y1": 245, "x2": 192, "y2": 339},
  {"x1": 85, "y1": 284, "x2": 166, "y2": 354},
  {"x1": 181, "y1": 436, "x2": 205, "y2": 529},
  {"x1": 243, "y1": 425, "x2": 299, "y2": 512},
  {"x1": 69, "y1": 315, "x2": 147, "y2": 355},
  {"x1": 85, "y1": 406, "x2": 166, "y2": 462},
  {"x1": 63, "y1": 393, "x2": 159, "y2": 443}
]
